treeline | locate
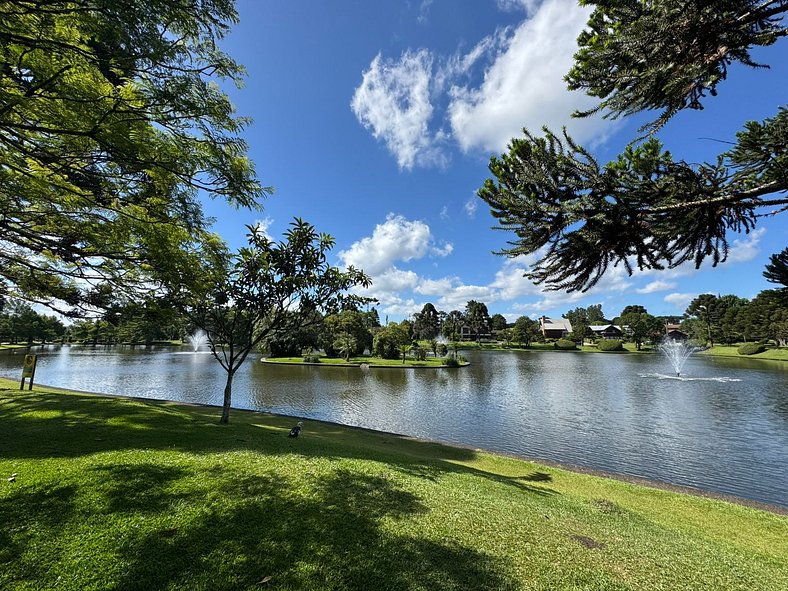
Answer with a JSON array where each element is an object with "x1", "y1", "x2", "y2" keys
[{"x1": 0, "y1": 300, "x2": 186, "y2": 346}]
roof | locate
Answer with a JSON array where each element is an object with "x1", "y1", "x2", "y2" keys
[
  {"x1": 589, "y1": 324, "x2": 623, "y2": 332},
  {"x1": 540, "y1": 317, "x2": 572, "y2": 332}
]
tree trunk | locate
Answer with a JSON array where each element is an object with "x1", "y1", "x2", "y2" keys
[{"x1": 220, "y1": 368, "x2": 235, "y2": 424}]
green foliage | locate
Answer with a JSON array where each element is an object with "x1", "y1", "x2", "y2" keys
[
  {"x1": 0, "y1": 300, "x2": 66, "y2": 344},
  {"x1": 0, "y1": 0, "x2": 266, "y2": 312},
  {"x1": 764, "y1": 247, "x2": 788, "y2": 287},
  {"x1": 302, "y1": 352, "x2": 321, "y2": 363},
  {"x1": 737, "y1": 342, "x2": 766, "y2": 355},
  {"x1": 566, "y1": 1, "x2": 788, "y2": 132},
  {"x1": 554, "y1": 339, "x2": 577, "y2": 350},
  {"x1": 320, "y1": 310, "x2": 372, "y2": 358},
  {"x1": 479, "y1": 4, "x2": 788, "y2": 293},
  {"x1": 511, "y1": 316, "x2": 539, "y2": 346},
  {"x1": 490, "y1": 313, "x2": 508, "y2": 331},
  {"x1": 620, "y1": 309, "x2": 663, "y2": 351},
  {"x1": 372, "y1": 322, "x2": 411, "y2": 359},
  {"x1": 185, "y1": 219, "x2": 370, "y2": 422},
  {"x1": 598, "y1": 339, "x2": 624, "y2": 352},
  {"x1": 436, "y1": 343, "x2": 448, "y2": 356},
  {"x1": 465, "y1": 300, "x2": 491, "y2": 340},
  {"x1": 413, "y1": 303, "x2": 440, "y2": 340},
  {"x1": 442, "y1": 355, "x2": 461, "y2": 367},
  {"x1": 441, "y1": 310, "x2": 465, "y2": 340}
]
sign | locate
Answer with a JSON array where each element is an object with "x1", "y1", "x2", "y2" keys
[{"x1": 20, "y1": 354, "x2": 37, "y2": 390}]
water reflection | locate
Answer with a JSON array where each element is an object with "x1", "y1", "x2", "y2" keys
[{"x1": 1, "y1": 345, "x2": 786, "y2": 508}]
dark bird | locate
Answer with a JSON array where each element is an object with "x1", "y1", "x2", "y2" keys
[{"x1": 288, "y1": 421, "x2": 303, "y2": 438}]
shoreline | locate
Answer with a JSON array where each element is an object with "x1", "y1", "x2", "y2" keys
[{"x1": 3, "y1": 377, "x2": 785, "y2": 516}]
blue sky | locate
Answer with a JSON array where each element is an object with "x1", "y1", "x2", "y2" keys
[{"x1": 205, "y1": 0, "x2": 787, "y2": 322}]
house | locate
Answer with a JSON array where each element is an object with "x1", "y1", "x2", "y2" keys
[
  {"x1": 665, "y1": 323, "x2": 689, "y2": 341},
  {"x1": 588, "y1": 324, "x2": 624, "y2": 340},
  {"x1": 539, "y1": 316, "x2": 572, "y2": 339}
]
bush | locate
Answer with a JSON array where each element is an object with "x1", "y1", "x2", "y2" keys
[
  {"x1": 554, "y1": 338, "x2": 577, "y2": 350},
  {"x1": 442, "y1": 355, "x2": 465, "y2": 367},
  {"x1": 436, "y1": 343, "x2": 448, "y2": 356},
  {"x1": 738, "y1": 343, "x2": 766, "y2": 356},
  {"x1": 302, "y1": 353, "x2": 321, "y2": 363},
  {"x1": 598, "y1": 339, "x2": 624, "y2": 351}
]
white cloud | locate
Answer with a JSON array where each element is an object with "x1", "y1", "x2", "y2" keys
[
  {"x1": 636, "y1": 280, "x2": 677, "y2": 294},
  {"x1": 664, "y1": 292, "x2": 696, "y2": 310},
  {"x1": 417, "y1": 0, "x2": 433, "y2": 25},
  {"x1": 339, "y1": 213, "x2": 450, "y2": 275},
  {"x1": 350, "y1": 50, "x2": 448, "y2": 169},
  {"x1": 252, "y1": 217, "x2": 275, "y2": 240},
  {"x1": 464, "y1": 199, "x2": 478, "y2": 218},
  {"x1": 439, "y1": 205, "x2": 450, "y2": 220},
  {"x1": 415, "y1": 276, "x2": 457, "y2": 296},
  {"x1": 447, "y1": 0, "x2": 605, "y2": 153},
  {"x1": 725, "y1": 228, "x2": 766, "y2": 264}
]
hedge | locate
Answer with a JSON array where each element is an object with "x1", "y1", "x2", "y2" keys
[
  {"x1": 598, "y1": 339, "x2": 624, "y2": 351},
  {"x1": 554, "y1": 339, "x2": 577, "y2": 350},
  {"x1": 737, "y1": 343, "x2": 766, "y2": 356}
]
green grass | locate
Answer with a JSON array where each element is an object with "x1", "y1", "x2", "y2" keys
[
  {"x1": 1, "y1": 378, "x2": 786, "y2": 590},
  {"x1": 264, "y1": 355, "x2": 465, "y2": 367},
  {"x1": 697, "y1": 345, "x2": 788, "y2": 362},
  {"x1": 0, "y1": 344, "x2": 28, "y2": 350}
]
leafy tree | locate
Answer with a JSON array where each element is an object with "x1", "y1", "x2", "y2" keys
[
  {"x1": 748, "y1": 289, "x2": 788, "y2": 345},
  {"x1": 373, "y1": 322, "x2": 411, "y2": 360},
  {"x1": 497, "y1": 328, "x2": 513, "y2": 347},
  {"x1": 465, "y1": 300, "x2": 491, "y2": 341},
  {"x1": 563, "y1": 307, "x2": 589, "y2": 343},
  {"x1": 764, "y1": 247, "x2": 788, "y2": 288},
  {"x1": 685, "y1": 294, "x2": 722, "y2": 346},
  {"x1": 333, "y1": 332, "x2": 358, "y2": 362},
  {"x1": 585, "y1": 304, "x2": 606, "y2": 324},
  {"x1": 184, "y1": 220, "x2": 369, "y2": 424},
  {"x1": 319, "y1": 310, "x2": 372, "y2": 358},
  {"x1": 441, "y1": 310, "x2": 465, "y2": 341},
  {"x1": 413, "y1": 303, "x2": 440, "y2": 339},
  {"x1": 511, "y1": 316, "x2": 539, "y2": 347},
  {"x1": 490, "y1": 313, "x2": 508, "y2": 331},
  {"x1": 259, "y1": 311, "x2": 322, "y2": 357},
  {"x1": 478, "y1": 2, "x2": 788, "y2": 292},
  {"x1": 1, "y1": 0, "x2": 265, "y2": 312},
  {"x1": 620, "y1": 310, "x2": 663, "y2": 351}
]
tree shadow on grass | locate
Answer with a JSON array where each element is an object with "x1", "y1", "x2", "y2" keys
[
  {"x1": 0, "y1": 484, "x2": 77, "y2": 588},
  {"x1": 107, "y1": 469, "x2": 517, "y2": 590}
]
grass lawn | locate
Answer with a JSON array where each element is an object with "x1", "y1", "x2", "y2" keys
[
  {"x1": 0, "y1": 344, "x2": 28, "y2": 350},
  {"x1": 1, "y1": 378, "x2": 786, "y2": 590},
  {"x1": 697, "y1": 345, "x2": 788, "y2": 362}
]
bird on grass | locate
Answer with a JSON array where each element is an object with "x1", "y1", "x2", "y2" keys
[{"x1": 288, "y1": 421, "x2": 303, "y2": 438}]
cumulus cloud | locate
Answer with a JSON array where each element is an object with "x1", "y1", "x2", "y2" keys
[
  {"x1": 352, "y1": 0, "x2": 611, "y2": 168},
  {"x1": 636, "y1": 280, "x2": 677, "y2": 294},
  {"x1": 725, "y1": 227, "x2": 766, "y2": 264},
  {"x1": 350, "y1": 50, "x2": 448, "y2": 170},
  {"x1": 252, "y1": 217, "x2": 275, "y2": 240},
  {"x1": 447, "y1": 0, "x2": 604, "y2": 153},
  {"x1": 339, "y1": 213, "x2": 451, "y2": 275},
  {"x1": 664, "y1": 293, "x2": 696, "y2": 310}
]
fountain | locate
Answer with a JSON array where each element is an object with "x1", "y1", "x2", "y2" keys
[
  {"x1": 186, "y1": 329, "x2": 209, "y2": 352},
  {"x1": 659, "y1": 339, "x2": 698, "y2": 377}
]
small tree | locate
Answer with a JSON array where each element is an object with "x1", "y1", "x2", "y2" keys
[
  {"x1": 333, "y1": 332, "x2": 358, "y2": 362},
  {"x1": 398, "y1": 343, "x2": 412, "y2": 364},
  {"x1": 184, "y1": 220, "x2": 369, "y2": 423}
]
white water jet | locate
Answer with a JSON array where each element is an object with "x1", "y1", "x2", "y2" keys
[
  {"x1": 186, "y1": 329, "x2": 209, "y2": 352},
  {"x1": 658, "y1": 339, "x2": 698, "y2": 377}
]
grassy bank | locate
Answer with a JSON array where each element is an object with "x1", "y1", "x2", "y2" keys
[
  {"x1": 454, "y1": 342, "x2": 652, "y2": 354},
  {"x1": 1, "y1": 378, "x2": 786, "y2": 590},
  {"x1": 698, "y1": 345, "x2": 788, "y2": 362}
]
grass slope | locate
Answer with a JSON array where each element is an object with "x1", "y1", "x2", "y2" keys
[
  {"x1": 1, "y1": 378, "x2": 786, "y2": 590},
  {"x1": 698, "y1": 345, "x2": 788, "y2": 362}
]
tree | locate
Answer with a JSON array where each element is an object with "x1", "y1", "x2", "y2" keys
[
  {"x1": 319, "y1": 310, "x2": 372, "y2": 358},
  {"x1": 1, "y1": 1, "x2": 265, "y2": 312},
  {"x1": 685, "y1": 294, "x2": 721, "y2": 347},
  {"x1": 372, "y1": 322, "x2": 411, "y2": 359},
  {"x1": 563, "y1": 307, "x2": 589, "y2": 343},
  {"x1": 333, "y1": 333, "x2": 358, "y2": 362},
  {"x1": 490, "y1": 313, "x2": 508, "y2": 331},
  {"x1": 749, "y1": 289, "x2": 788, "y2": 346},
  {"x1": 184, "y1": 220, "x2": 369, "y2": 424},
  {"x1": 619, "y1": 309, "x2": 663, "y2": 351},
  {"x1": 511, "y1": 316, "x2": 538, "y2": 347},
  {"x1": 585, "y1": 304, "x2": 606, "y2": 325},
  {"x1": 441, "y1": 310, "x2": 465, "y2": 341},
  {"x1": 478, "y1": 2, "x2": 788, "y2": 292},
  {"x1": 465, "y1": 300, "x2": 490, "y2": 341},
  {"x1": 413, "y1": 303, "x2": 440, "y2": 340},
  {"x1": 764, "y1": 247, "x2": 788, "y2": 288}
]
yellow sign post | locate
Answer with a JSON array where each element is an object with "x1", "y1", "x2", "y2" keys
[{"x1": 20, "y1": 354, "x2": 37, "y2": 390}]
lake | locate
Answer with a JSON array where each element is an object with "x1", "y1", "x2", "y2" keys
[{"x1": 1, "y1": 345, "x2": 786, "y2": 508}]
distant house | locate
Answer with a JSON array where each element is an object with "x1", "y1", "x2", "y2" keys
[
  {"x1": 539, "y1": 316, "x2": 572, "y2": 339},
  {"x1": 588, "y1": 324, "x2": 624, "y2": 340},
  {"x1": 665, "y1": 323, "x2": 689, "y2": 341}
]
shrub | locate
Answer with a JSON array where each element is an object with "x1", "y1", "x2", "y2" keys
[
  {"x1": 738, "y1": 343, "x2": 766, "y2": 356},
  {"x1": 554, "y1": 338, "x2": 577, "y2": 350},
  {"x1": 302, "y1": 353, "x2": 321, "y2": 363},
  {"x1": 598, "y1": 339, "x2": 624, "y2": 351},
  {"x1": 436, "y1": 343, "x2": 448, "y2": 356},
  {"x1": 443, "y1": 356, "x2": 460, "y2": 367}
]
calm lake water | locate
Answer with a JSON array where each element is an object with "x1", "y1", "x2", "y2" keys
[{"x1": 2, "y1": 345, "x2": 786, "y2": 508}]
